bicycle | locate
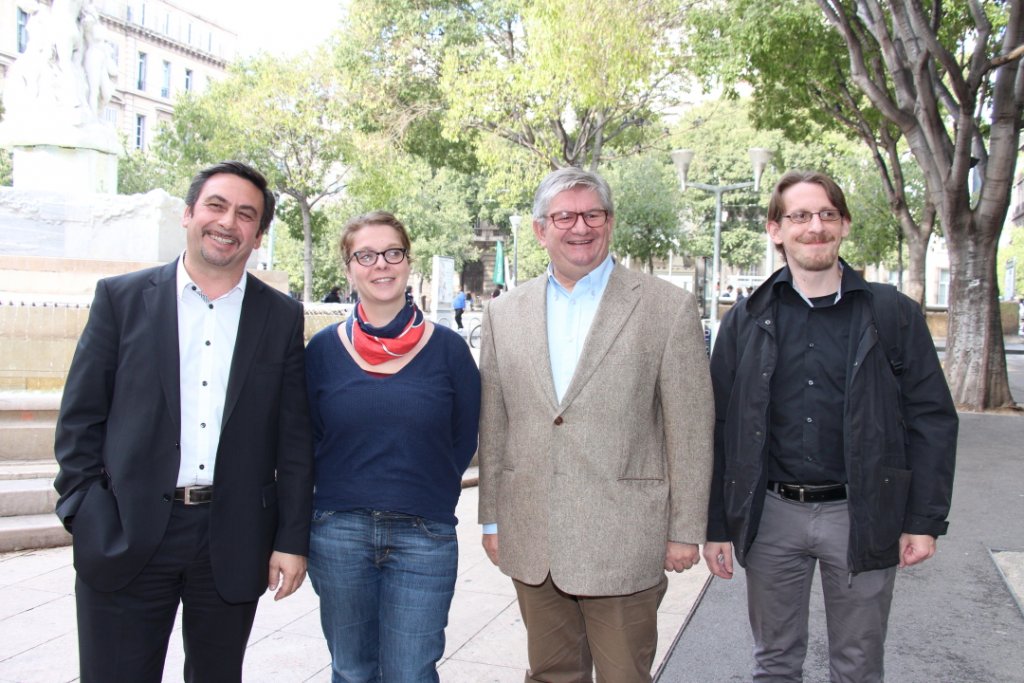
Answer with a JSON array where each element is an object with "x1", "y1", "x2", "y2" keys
[{"x1": 468, "y1": 324, "x2": 482, "y2": 349}]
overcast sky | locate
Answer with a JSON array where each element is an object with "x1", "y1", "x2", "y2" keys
[{"x1": 177, "y1": 0, "x2": 347, "y2": 58}]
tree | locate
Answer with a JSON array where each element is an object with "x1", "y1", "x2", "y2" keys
[
  {"x1": 818, "y1": 1, "x2": 1022, "y2": 409},
  {"x1": 688, "y1": 0, "x2": 938, "y2": 306},
  {"x1": 341, "y1": 0, "x2": 689, "y2": 172},
  {"x1": 689, "y1": 1, "x2": 1023, "y2": 409},
  {"x1": 606, "y1": 155, "x2": 683, "y2": 272},
  {"x1": 154, "y1": 50, "x2": 352, "y2": 302}
]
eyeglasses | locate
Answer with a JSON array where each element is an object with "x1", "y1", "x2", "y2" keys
[
  {"x1": 547, "y1": 210, "x2": 610, "y2": 230},
  {"x1": 347, "y1": 248, "x2": 408, "y2": 267},
  {"x1": 782, "y1": 209, "x2": 843, "y2": 224}
]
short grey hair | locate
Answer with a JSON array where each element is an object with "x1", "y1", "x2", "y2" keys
[{"x1": 532, "y1": 167, "x2": 614, "y2": 225}]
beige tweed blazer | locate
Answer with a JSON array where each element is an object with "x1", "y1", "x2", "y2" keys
[{"x1": 477, "y1": 264, "x2": 714, "y2": 596}]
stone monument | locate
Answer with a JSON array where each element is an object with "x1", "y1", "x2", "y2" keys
[{"x1": 1, "y1": 0, "x2": 120, "y2": 193}]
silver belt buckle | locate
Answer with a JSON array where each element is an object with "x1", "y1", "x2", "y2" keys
[{"x1": 181, "y1": 486, "x2": 202, "y2": 505}]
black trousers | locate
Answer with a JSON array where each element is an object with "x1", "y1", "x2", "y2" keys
[
  {"x1": 75, "y1": 502, "x2": 259, "y2": 683},
  {"x1": 454, "y1": 308, "x2": 464, "y2": 329}
]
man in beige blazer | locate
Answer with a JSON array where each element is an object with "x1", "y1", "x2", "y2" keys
[{"x1": 478, "y1": 167, "x2": 714, "y2": 683}]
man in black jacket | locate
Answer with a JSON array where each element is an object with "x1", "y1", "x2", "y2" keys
[
  {"x1": 702, "y1": 170, "x2": 957, "y2": 682},
  {"x1": 55, "y1": 161, "x2": 314, "y2": 683}
]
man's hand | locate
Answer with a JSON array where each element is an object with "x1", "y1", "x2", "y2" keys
[
  {"x1": 482, "y1": 533, "x2": 499, "y2": 566},
  {"x1": 899, "y1": 533, "x2": 936, "y2": 568},
  {"x1": 702, "y1": 542, "x2": 734, "y2": 579},
  {"x1": 267, "y1": 551, "x2": 307, "y2": 601},
  {"x1": 664, "y1": 542, "x2": 700, "y2": 572}
]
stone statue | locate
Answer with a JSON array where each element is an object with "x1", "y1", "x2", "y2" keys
[{"x1": 1, "y1": 0, "x2": 118, "y2": 153}]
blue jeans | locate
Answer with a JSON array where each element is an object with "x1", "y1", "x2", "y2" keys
[{"x1": 308, "y1": 509, "x2": 458, "y2": 683}]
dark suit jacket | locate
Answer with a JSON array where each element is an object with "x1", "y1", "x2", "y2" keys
[{"x1": 54, "y1": 259, "x2": 314, "y2": 603}]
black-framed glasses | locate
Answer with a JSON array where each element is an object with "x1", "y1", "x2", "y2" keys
[
  {"x1": 547, "y1": 210, "x2": 610, "y2": 230},
  {"x1": 347, "y1": 248, "x2": 408, "y2": 267},
  {"x1": 782, "y1": 209, "x2": 842, "y2": 224}
]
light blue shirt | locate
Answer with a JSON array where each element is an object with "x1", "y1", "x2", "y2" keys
[
  {"x1": 546, "y1": 254, "x2": 615, "y2": 403},
  {"x1": 482, "y1": 254, "x2": 614, "y2": 536}
]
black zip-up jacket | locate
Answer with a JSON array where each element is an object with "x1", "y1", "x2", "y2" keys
[{"x1": 706, "y1": 264, "x2": 958, "y2": 573}]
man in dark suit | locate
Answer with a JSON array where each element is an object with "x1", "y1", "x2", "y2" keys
[{"x1": 54, "y1": 161, "x2": 314, "y2": 683}]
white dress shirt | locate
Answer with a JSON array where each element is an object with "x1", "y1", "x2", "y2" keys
[{"x1": 175, "y1": 254, "x2": 246, "y2": 487}]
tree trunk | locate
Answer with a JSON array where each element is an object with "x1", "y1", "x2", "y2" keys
[
  {"x1": 300, "y1": 197, "x2": 314, "y2": 303},
  {"x1": 943, "y1": 230, "x2": 1013, "y2": 409},
  {"x1": 902, "y1": 227, "x2": 928, "y2": 307}
]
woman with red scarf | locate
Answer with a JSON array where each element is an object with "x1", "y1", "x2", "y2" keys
[{"x1": 305, "y1": 211, "x2": 481, "y2": 682}]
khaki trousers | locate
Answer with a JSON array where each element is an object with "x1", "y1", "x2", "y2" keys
[{"x1": 513, "y1": 573, "x2": 668, "y2": 683}]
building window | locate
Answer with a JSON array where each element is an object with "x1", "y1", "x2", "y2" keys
[
  {"x1": 17, "y1": 9, "x2": 29, "y2": 53},
  {"x1": 184, "y1": 69, "x2": 193, "y2": 92},
  {"x1": 164, "y1": 13, "x2": 170, "y2": 34},
  {"x1": 161, "y1": 61, "x2": 171, "y2": 98},
  {"x1": 936, "y1": 268, "x2": 950, "y2": 307},
  {"x1": 137, "y1": 52, "x2": 147, "y2": 90},
  {"x1": 135, "y1": 114, "x2": 146, "y2": 150}
]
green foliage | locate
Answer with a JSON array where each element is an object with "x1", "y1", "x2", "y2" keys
[
  {"x1": 998, "y1": 226, "x2": 1024, "y2": 300},
  {"x1": 605, "y1": 155, "x2": 683, "y2": 271},
  {"x1": 117, "y1": 146, "x2": 183, "y2": 196},
  {"x1": 512, "y1": 223, "x2": 553, "y2": 283},
  {"x1": 670, "y1": 97, "x2": 913, "y2": 269},
  {"x1": 0, "y1": 149, "x2": 11, "y2": 187},
  {"x1": 151, "y1": 50, "x2": 353, "y2": 301},
  {"x1": 719, "y1": 227, "x2": 767, "y2": 269},
  {"x1": 440, "y1": 0, "x2": 688, "y2": 169},
  {"x1": 271, "y1": 203, "x2": 347, "y2": 299},
  {"x1": 341, "y1": 136, "x2": 478, "y2": 275},
  {"x1": 343, "y1": 0, "x2": 688, "y2": 172}
]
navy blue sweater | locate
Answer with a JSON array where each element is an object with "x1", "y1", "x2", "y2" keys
[{"x1": 305, "y1": 323, "x2": 481, "y2": 525}]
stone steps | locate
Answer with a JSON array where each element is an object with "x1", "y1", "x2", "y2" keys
[
  {"x1": 0, "y1": 391, "x2": 60, "y2": 461},
  {"x1": 0, "y1": 389, "x2": 68, "y2": 551},
  {"x1": 0, "y1": 512, "x2": 70, "y2": 553},
  {"x1": 0, "y1": 462, "x2": 68, "y2": 552}
]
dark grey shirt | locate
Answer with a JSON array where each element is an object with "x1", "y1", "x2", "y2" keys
[{"x1": 766, "y1": 270, "x2": 865, "y2": 484}]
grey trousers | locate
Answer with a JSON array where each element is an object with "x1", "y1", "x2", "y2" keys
[{"x1": 745, "y1": 490, "x2": 897, "y2": 683}]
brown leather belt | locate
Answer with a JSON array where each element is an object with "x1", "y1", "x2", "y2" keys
[
  {"x1": 174, "y1": 485, "x2": 213, "y2": 505},
  {"x1": 767, "y1": 481, "x2": 846, "y2": 503}
]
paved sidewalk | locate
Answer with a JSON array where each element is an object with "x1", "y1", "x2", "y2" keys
[
  {"x1": 658, "y1": 355, "x2": 1024, "y2": 682},
  {"x1": 0, "y1": 479, "x2": 709, "y2": 682}
]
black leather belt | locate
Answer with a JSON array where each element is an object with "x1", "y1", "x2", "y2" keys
[
  {"x1": 767, "y1": 481, "x2": 846, "y2": 503},
  {"x1": 174, "y1": 485, "x2": 214, "y2": 505}
]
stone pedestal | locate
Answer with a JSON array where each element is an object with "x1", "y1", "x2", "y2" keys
[
  {"x1": 12, "y1": 145, "x2": 118, "y2": 194},
  {"x1": 0, "y1": 186, "x2": 186, "y2": 262}
]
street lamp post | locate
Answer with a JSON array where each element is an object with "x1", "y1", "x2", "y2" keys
[
  {"x1": 509, "y1": 214, "x2": 522, "y2": 288},
  {"x1": 670, "y1": 147, "x2": 773, "y2": 348}
]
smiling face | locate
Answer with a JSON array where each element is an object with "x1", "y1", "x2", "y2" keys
[
  {"x1": 345, "y1": 223, "x2": 411, "y2": 310},
  {"x1": 767, "y1": 181, "x2": 850, "y2": 276},
  {"x1": 181, "y1": 173, "x2": 264, "y2": 281},
  {"x1": 533, "y1": 186, "x2": 614, "y2": 290}
]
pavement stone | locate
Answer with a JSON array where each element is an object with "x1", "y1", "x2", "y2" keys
[{"x1": 0, "y1": 484, "x2": 708, "y2": 682}]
